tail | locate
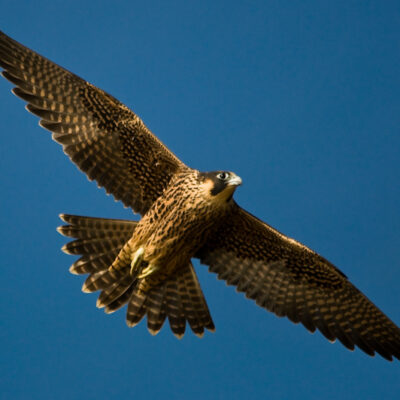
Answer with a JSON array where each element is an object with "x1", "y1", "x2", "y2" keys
[{"x1": 58, "y1": 214, "x2": 215, "y2": 338}]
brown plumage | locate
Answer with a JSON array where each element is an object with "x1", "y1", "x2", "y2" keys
[{"x1": 1, "y1": 30, "x2": 399, "y2": 361}]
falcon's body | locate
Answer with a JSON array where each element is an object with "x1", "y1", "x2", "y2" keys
[
  {"x1": 1, "y1": 30, "x2": 399, "y2": 360},
  {"x1": 93, "y1": 169, "x2": 238, "y2": 292}
]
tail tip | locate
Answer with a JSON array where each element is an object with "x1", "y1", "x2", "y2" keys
[
  {"x1": 69, "y1": 265, "x2": 79, "y2": 275},
  {"x1": 207, "y1": 325, "x2": 216, "y2": 333},
  {"x1": 61, "y1": 244, "x2": 71, "y2": 254},
  {"x1": 173, "y1": 332, "x2": 184, "y2": 340},
  {"x1": 148, "y1": 328, "x2": 161, "y2": 336},
  {"x1": 56, "y1": 226, "x2": 66, "y2": 236},
  {"x1": 96, "y1": 298, "x2": 105, "y2": 309},
  {"x1": 81, "y1": 283, "x2": 92, "y2": 293},
  {"x1": 126, "y1": 319, "x2": 140, "y2": 328},
  {"x1": 59, "y1": 213, "x2": 68, "y2": 222}
]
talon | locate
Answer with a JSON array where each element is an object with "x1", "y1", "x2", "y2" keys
[
  {"x1": 130, "y1": 247, "x2": 144, "y2": 276},
  {"x1": 138, "y1": 263, "x2": 159, "y2": 278}
]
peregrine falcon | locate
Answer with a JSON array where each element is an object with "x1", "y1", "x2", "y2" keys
[{"x1": 1, "y1": 30, "x2": 399, "y2": 361}]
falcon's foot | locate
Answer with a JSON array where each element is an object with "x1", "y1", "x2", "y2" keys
[
  {"x1": 130, "y1": 247, "x2": 144, "y2": 276},
  {"x1": 138, "y1": 263, "x2": 160, "y2": 278}
]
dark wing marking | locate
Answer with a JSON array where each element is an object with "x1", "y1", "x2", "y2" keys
[
  {"x1": 0, "y1": 31, "x2": 187, "y2": 215},
  {"x1": 197, "y1": 204, "x2": 400, "y2": 361}
]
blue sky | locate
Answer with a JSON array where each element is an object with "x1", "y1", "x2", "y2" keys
[{"x1": 1, "y1": 1, "x2": 399, "y2": 399}]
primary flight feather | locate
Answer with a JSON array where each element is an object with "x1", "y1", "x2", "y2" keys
[{"x1": 1, "y1": 31, "x2": 399, "y2": 361}]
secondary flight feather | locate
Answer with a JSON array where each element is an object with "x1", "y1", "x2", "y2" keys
[{"x1": 1, "y1": 30, "x2": 399, "y2": 361}]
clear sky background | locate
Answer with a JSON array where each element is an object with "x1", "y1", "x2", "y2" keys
[{"x1": 1, "y1": 1, "x2": 399, "y2": 399}]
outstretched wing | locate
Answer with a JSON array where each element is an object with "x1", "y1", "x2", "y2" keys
[
  {"x1": 196, "y1": 204, "x2": 400, "y2": 361},
  {"x1": 0, "y1": 31, "x2": 187, "y2": 215}
]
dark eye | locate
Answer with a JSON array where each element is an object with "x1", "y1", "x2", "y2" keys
[{"x1": 217, "y1": 172, "x2": 229, "y2": 181}]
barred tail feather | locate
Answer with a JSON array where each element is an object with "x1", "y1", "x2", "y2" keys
[
  {"x1": 105, "y1": 286, "x2": 135, "y2": 314},
  {"x1": 58, "y1": 213, "x2": 137, "y2": 276},
  {"x1": 146, "y1": 284, "x2": 167, "y2": 334},
  {"x1": 58, "y1": 214, "x2": 215, "y2": 338},
  {"x1": 58, "y1": 212, "x2": 137, "y2": 301},
  {"x1": 96, "y1": 275, "x2": 133, "y2": 308},
  {"x1": 126, "y1": 262, "x2": 215, "y2": 338}
]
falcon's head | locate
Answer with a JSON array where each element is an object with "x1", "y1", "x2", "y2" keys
[{"x1": 200, "y1": 171, "x2": 242, "y2": 202}]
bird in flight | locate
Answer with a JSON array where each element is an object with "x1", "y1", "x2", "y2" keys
[{"x1": 1, "y1": 30, "x2": 399, "y2": 362}]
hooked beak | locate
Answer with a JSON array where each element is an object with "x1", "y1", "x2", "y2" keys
[{"x1": 227, "y1": 173, "x2": 242, "y2": 187}]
